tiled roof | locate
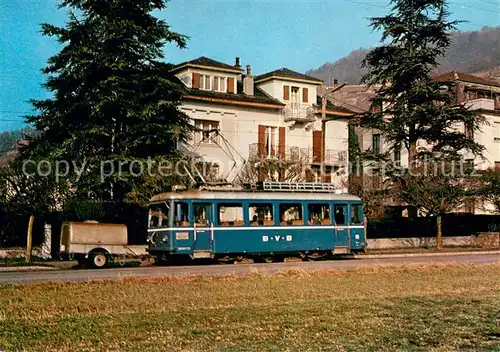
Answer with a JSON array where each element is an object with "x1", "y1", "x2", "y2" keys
[
  {"x1": 328, "y1": 84, "x2": 378, "y2": 113},
  {"x1": 315, "y1": 95, "x2": 356, "y2": 115},
  {"x1": 255, "y1": 68, "x2": 323, "y2": 83},
  {"x1": 185, "y1": 86, "x2": 285, "y2": 107},
  {"x1": 434, "y1": 71, "x2": 500, "y2": 88},
  {"x1": 172, "y1": 56, "x2": 242, "y2": 72}
]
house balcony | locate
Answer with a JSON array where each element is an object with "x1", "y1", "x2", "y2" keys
[
  {"x1": 282, "y1": 104, "x2": 316, "y2": 123},
  {"x1": 248, "y1": 143, "x2": 347, "y2": 167},
  {"x1": 466, "y1": 98, "x2": 499, "y2": 111}
]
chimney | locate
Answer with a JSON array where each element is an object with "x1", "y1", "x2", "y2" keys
[
  {"x1": 235, "y1": 57, "x2": 241, "y2": 68},
  {"x1": 243, "y1": 64, "x2": 254, "y2": 95},
  {"x1": 333, "y1": 78, "x2": 338, "y2": 88}
]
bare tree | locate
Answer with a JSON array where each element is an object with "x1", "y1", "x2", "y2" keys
[
  {"x1": 235, "y1": 148, "x2": 311, "y2": 185},
  {"x1": 393, "y1": 159, "x2": 475, "y2": 249},
  {"x1": 475, "y1": 168, "x2": 500, "y2": 214}
]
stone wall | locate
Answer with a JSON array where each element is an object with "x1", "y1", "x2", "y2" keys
[{"x1": 367, "y1": 233, "x2": 500, "y2": 249}]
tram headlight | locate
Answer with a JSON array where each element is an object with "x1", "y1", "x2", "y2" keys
[{"x1": 161, "y1": 235, "x2": 168, "y2": 243}]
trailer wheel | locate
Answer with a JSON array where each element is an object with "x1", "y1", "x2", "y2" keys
[{"x1": 89, "y1": 251, "x2": 109, "y2": 268}]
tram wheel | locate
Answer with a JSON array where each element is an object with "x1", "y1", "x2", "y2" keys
[{"x1": 261, "y1": 256, "x2": 274, "y2": 263}]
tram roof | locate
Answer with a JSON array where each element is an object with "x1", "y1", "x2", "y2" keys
[{"x1": 149, "y1": 189, "x2": 362, "y2": 203}]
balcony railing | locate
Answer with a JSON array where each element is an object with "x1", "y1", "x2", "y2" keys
[
  {"x1": 249, "y1": 143, "x2": 347, "y2": 166},
  {"x1": 466, "y1": 98, "x2": 497, "y2": 111},
  {"x1": 282, "y1": 104, "x2": 316, "y2": 123}
]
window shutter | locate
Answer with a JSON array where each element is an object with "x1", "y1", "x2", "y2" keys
[
  {"x1": 258, "y1": 125, "x2": 266, "y2": 157},
  {"x1": 312, "y1": 130, "x2": 323, "y2": 163},
  {"x1": 227, "y1": 78, "x2": 235, "y2": 93},
  {"x1": 302, "y1": 88, "x2": 309, "y2": 103},
  {"x1": 192, "y1": 73, "x2": 200, "y2": 89},
  {"x1": 278, "y1": 127, "x2": 286, "y2": 158},
  {"x1": 283, "y1": 85, "x2": 290, "y2": 100}
]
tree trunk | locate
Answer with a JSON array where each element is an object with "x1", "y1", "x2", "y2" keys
[
  {"x1": 408, "y1": 140, "x2": 417, "y2": 172},
  {"x1": 436, "y1": 213, "x2": 443, "y2": 250},
  {"x1": 25, "y1": 215, "x2": 34, "y2": 263},
  {"x1": 436, "y1": 198, "x2": 445, "y2": 250}
]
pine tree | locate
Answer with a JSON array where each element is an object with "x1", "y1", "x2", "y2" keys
[
  {"x1": 23, "y1": 0, "x2": 192, "y2": 203},
  {"x1": 359, "y1": 0, "x2": 484, "y2": 165},
  {"x1": 357, "y1": 0, "x2": 486, "y2": 248}
]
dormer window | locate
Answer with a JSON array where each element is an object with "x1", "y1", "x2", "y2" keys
[
  {"x1": 213, "y1": 76, "x2": 226, "y2": 92},
  {"x1": 200, "y1": 75, "x2": 211, "y2": 90}
]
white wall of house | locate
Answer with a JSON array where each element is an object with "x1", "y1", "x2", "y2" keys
[
  {"x1": 180, "y1": 101, "x2": 282, "y2": 181},
  {"x1": 258, "y1": 78, "x2": 319, "y2": 106},
  {"x1": 466, "y1": 103, "x2": 500, "y2": 170},
  {"x1": 175, "y1": 64, "x2": 350, "y2": 187},
  {"x1": 176, "y1": 67, "x2": 240, "y2": 93}
]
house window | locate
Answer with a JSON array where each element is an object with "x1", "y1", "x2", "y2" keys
[
  {"x1": 372, "y1": 134, "x2": 381, "y2": 155},
  {"x1": 213, "y1": 76, "x2": 226, "y2": 92},
  {"x1": 291, "y1": 87, "x2": 300, "y2": 113},
  {"x1": 265, "y1": 126, "x2": 278, "y2": 157},
  {"x1": 200, "y1": 75, "x2": 211, "y2": 90},
  {"x1": 393, "y1": 144, "x2": 401, "y2": 166},
  {"x1": 195, "y1": 120, "x2": 219, "y2": 144}
]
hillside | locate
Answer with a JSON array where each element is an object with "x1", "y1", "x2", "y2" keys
[
  {"x1": 0, "y1": 128, "x2": 34, "y2": 156},
  {"x1": 306, "y1": 26, "x2": 500, "y2": 85}
]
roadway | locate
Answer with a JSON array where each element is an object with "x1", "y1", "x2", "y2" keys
[{"x1": 0, "y1": 253, "x2": 498, "y2": 285}]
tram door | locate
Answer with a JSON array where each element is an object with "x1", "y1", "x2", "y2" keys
[
  {"x1": 333, "y1": 204, "x2": 349, "y2": 253},
  {"x1": 192, "y1": 203, "x2": 213, "y2": 258}
]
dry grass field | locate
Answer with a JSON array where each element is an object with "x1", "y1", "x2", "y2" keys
[{"x1": 0, "y1": 263, "x2": 499, "y2": 351}]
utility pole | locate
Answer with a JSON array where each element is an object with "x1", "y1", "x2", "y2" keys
[
  {"x1": 320, "y1": 81, "x2": 347, "y2": 183},
  {"x1": 321, "y1": 84, "x2": 327, "y2": 183}
]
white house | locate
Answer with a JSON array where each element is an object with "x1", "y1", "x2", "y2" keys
[
  {"x1": 171, "y1": 57, "x2": 354, "y2": 186},
  {"x1": 330, "y1": 72, "x2": 500, "y2": 214}
]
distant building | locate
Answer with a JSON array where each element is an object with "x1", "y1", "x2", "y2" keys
[
  {"x1": 330, "y1": 71, "x2": 500, "y2": 214},
  {"x1": 172, "y1": 57, "x2": 354, "y2": 186},
  {"x1": 434, "y1": 71, "x2": 500, "y2": 172}
]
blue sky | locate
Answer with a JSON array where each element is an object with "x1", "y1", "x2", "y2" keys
[{"x1": 0, "y1": 0, "x2": 499, "y2": 131}]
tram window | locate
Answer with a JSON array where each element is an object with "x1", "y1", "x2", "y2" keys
[
  {"x1": 148, "y1": 203, "x2": 169, "y2": 228},
  {"x1": 279, "y1": 204, "x2": 303, "y2": 226},
  {"x1": 334, "y1": 205, "x2": 346, "y2": 225},
  {"x1": 218, "y1": 203, "x2": 244, "y2": 226},
  {"x1": 174, "y1": 202, "x2": 190, "y2": 227},
  {"x1": 194, "y1": 204, "x2": 210, "y2": 226},
  {"x1": 308, "y1": 204, "x2": 331, "y2": 225},
  {"x1": 249, "y1": 203, "x2": 274, "y2": 226},
  {"x1": 351, "y1": 204, "x2": 363, "y2": 224}
]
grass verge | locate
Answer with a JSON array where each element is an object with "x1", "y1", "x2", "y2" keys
[{"x1": 0, "y1": 263, "x2": 499, "y2": 351}]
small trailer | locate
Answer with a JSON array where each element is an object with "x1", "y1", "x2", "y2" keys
[{"x1": 60, "y1": 221, "x2": 146, "y2": 268}]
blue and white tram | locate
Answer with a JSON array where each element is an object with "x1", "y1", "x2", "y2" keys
[{"x1": 146, "y1": 182, "x2": 366, "y2": 263}]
